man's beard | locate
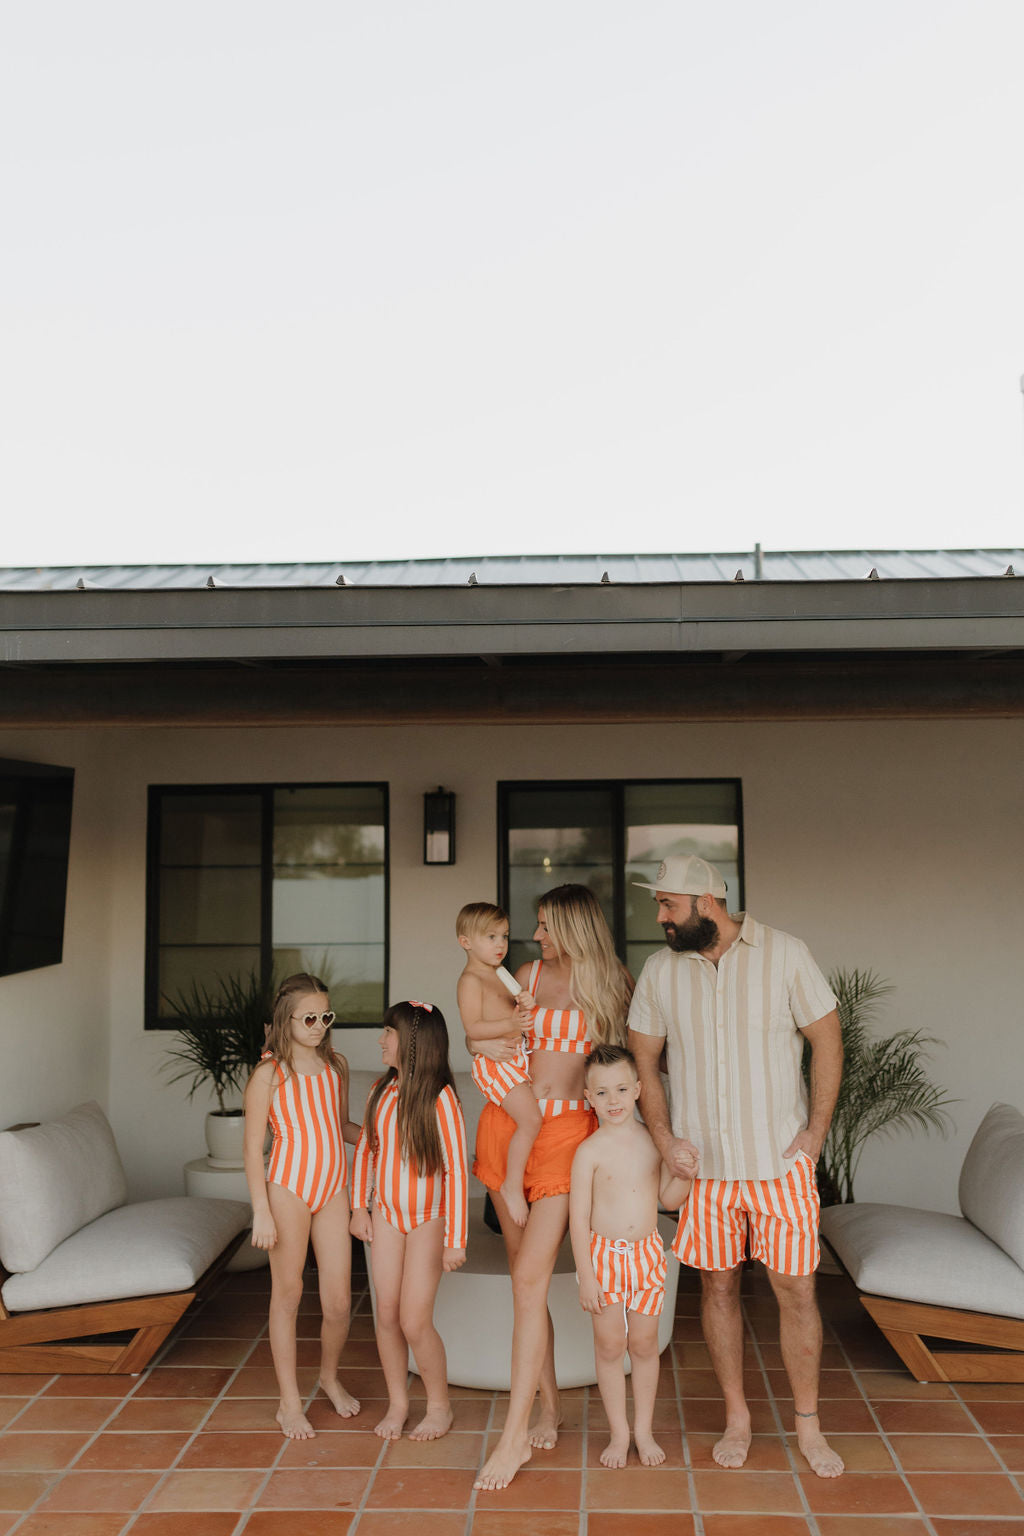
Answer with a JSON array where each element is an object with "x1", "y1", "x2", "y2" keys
[{"x1": 662, "y1": 914, "x2": 719, "y2": 953}]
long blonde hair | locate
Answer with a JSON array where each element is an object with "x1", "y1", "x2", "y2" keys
[
  {"x1": 365, "y1": 1001, "x2": 457, "y2": 1176},
  {"x1": 262, "y1": 972, "x2": 349, "y2": 1097},
  {"x1": 538, "y1": 884, "x2": 632, "y2": 1046}
]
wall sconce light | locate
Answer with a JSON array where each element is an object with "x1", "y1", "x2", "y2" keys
[{"x1": 423, "y1": 786, "x2": 456, "y2": 865}]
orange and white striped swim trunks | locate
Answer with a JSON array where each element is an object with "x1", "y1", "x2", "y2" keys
[
  {"x1": 471, "y1": 1043, "x2": 531, "y2": 1108},
  {"x1": 588, "y1": 1228, "x2": 667, "y2": 1317},
  {"x1": 673, "y1": 1154, "x2": 820, "y2": 1276}
]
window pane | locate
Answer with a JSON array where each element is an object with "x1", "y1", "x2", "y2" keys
[
  {"x1": 627, "y1": 939, "x2": 665, "y2": 979},
  {"x1": 506, "y1": 789, "x2": 614, "y2": 865},
  {"x1": 271, "y1": 786, "x2": 386, "y2": 1026},
  {"x1": 509, "y1": 866, "x2": 614, "y2": 940},
  {"x1": 272, "y1": 943, "x2": 385, "y2": 1024},
  {"x1": 160, "y1": 794, "x2": 262, "y2": 866},
  {"x1": 506, "y1": 787, "x2": 614, "y2": 953},
  {"x1": 160, "y1": 868, "x2": 261, "y2": 945},
  {"x1": 625, "y1": 782, "x2": 741, "y2": 939},
  {"x1": 272, "y1": 872, "x2": 385, "y2": 944},
  {"x1": 273, "y1": 785, "x2": 386, "y2": 867},
  {"x1": 158, "y1": 945, "x2": 263, "y2": 1016}
]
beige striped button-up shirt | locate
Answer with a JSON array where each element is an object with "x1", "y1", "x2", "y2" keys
[{"x1": 628, "y1": 914, "x2": 837, "y2": 1182}]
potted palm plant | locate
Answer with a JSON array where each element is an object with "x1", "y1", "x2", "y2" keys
[
  {"x1": 161, "y1": 971, "x2": 274, "y2": 1166},
  {"x1": 806, "y1": 967, "x2": 956, "y2": 1205}
]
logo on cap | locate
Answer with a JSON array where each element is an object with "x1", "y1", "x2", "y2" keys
[{"x1": 656, "y1": 860, "x2": 667, "y2": 880}]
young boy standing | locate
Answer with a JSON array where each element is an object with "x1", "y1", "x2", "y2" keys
[
  {"x1": 570, "y1": 1043, "x2": 693, "y2": 1468},
  {"x1": 455, "y1": 902, "x2": 540, "y2": 1228}
]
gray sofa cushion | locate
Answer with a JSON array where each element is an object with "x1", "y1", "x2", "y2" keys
[
  {"x1": 0, "y1": 1101, "x2": 128, "y2": 1273},
  {"x1": 821, "y1": 1202, "x2": 1024, "y2": 1320},
  {"x1": 0, "y1": 1196, "x2": 251, "y2": 1312},
  {"x1": 958, "y1": 1102, "x2": 1024, "y2": 1270}
]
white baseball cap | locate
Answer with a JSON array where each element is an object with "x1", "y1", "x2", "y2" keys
[{"x1": 632, "y1": 854, "x2": 727, "y2": 898}]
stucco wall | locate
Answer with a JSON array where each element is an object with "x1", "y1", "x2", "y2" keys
[
  {"x1": 1, "y1": 717, "x2": 1020, "y2": 1214},
  {"x1": 0, "y1": 732, "x2": 113, "y2": 1133}
]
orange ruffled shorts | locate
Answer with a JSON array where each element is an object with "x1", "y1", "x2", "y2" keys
[{"x1": 473, "y1": 1098, "x2": 596, "y2": 1203}]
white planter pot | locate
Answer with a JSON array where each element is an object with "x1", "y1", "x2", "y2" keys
[{"x1": 204, "y1": 1109, "x2": 246, "y2": 1168}]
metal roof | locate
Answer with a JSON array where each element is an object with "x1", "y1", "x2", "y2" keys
[{"x1": 0, "y1": 548, "x2": 1021, "y2": 591}]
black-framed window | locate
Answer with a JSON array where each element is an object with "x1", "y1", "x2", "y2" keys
[
  {"x1": 498, "y1": 779, "x2": 742, "y2": 977},
  {"x1": 146, "y1": 782, "x2": 388, "y2": 1028}
]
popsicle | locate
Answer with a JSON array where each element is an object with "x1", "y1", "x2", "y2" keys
[{"x1": 495, "y1": 965, "x2": 521, "y2": 996}]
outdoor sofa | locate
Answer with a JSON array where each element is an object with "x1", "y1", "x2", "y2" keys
[
  {"x1": 0, "y1": 1100, "x2": 250, "y2": 1373},
  {"x1": 821, "y1": 1101, "x2": 1024, "y2": 1382}
]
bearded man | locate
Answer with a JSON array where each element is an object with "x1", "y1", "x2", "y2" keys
[{"x1": 627, "y1": 854, "x2": 845, "y2": 1479}]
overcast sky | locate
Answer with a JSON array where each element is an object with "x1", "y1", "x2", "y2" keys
[{"x1": 2, "y1": 1, "x2": 1023, "y2": 569}]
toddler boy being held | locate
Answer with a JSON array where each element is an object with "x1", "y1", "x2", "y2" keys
[{"x1": 455, "y1": 903, "x2": 540, "y2": 1228}]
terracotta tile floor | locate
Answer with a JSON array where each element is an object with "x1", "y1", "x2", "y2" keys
[{"x1": 0, "y1": 1262, "x2": 1022, "y2": 1535}]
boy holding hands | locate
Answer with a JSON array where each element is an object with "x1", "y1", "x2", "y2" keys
[{"x1": 570, "y1": 1044, "x2": 693, "y2": 1468}]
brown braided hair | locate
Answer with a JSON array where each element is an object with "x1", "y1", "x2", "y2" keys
[{"x1": 364, "y1": 1001, "x2": 457, "y2": 1176}]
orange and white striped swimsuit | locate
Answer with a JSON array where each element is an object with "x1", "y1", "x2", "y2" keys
[
  {"x1": 672, "y1": 1156, "x2": 820, "y2": 1277},
  {"x1": 352, "y1": 1080, "x2": 468, "y2": 1251},
  {"x1": 588, "y1": 1228, "x2": 668, "y2": 1317},
  {"x1": 527, "y1": 960, "x2": 591, "y2": 1057},
  {"x1": 264, "y1": 1055, "x2": 348, "y2": 1215},
  {"x1": 471, "y1": 1041, "x2": 531, "y2": 1107}
]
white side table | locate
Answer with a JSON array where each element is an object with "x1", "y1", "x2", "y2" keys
[{"x1": 184, "y1": 1157, "x2": 268, "y2": 1270}]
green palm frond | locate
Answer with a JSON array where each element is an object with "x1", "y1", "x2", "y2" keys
[
  {"x1": 161, "y1": 962, "x2": 341, "y2": 1110},
  {"x1": 160, "y1": 971, "x2": 278, "y2": 1111},
  {"x1": 803, "y1": 967, "x2": 956, "y2": 1204}
]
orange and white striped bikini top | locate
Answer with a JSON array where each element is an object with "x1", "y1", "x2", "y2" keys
[{"x1": 526, "y1": 959, "x2": 591, "y2": 1055}]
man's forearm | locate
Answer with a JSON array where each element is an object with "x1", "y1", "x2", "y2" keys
[{"x1": 805, "y1": 1012, "x2": 843, "y2": 1141}]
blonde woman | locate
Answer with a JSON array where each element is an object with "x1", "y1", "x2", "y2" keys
[{"x1": 471, "y1": 884, "x2": 633, "y2": 1490}]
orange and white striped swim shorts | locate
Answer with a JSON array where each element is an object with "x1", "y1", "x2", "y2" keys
[
  {"x1": 588, "y1": 1228, "x2": 667, "y2": 1317},
  {"x1": 471, "y1": 1045, "x2": 531, "y2": 1108},
  {"x1": 672, "y1": 1154, "x2": 820, "y2": 1276}
]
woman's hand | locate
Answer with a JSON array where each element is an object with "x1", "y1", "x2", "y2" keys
[
  {"x1": 470, "y1": 1033, "x2": 521, "y2": 1062},
  {"x1": 250, "y1": 1211, "x2": 277, "y2": 1250},
  {"x1": 350, "y1": 1208, "x2": 373, "y2": 1242},
  {"x1": 443, "y1": 1247, "x2": 466, "y2": 1272}
]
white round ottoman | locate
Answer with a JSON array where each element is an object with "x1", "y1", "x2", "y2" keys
[{"x1": 363, "y1": 1207, "x2": 679, "y2": 1389}]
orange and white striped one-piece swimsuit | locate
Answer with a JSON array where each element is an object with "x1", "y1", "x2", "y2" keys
[
  {"x1": 352, "y1": 1079, "x2": 468, "y2": 1250},
  {"x1": 264, "y1": 1054, "x2": 348, "y2": 1215}
]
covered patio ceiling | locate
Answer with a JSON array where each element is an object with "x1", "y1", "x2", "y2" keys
[{"x1": 2, "y1": 554, "x2": 1023, "y2": 725}]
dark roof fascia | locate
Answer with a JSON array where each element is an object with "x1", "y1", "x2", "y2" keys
[{"x1": 2, "y1": 576, "x2": 1023, "y2": 665}]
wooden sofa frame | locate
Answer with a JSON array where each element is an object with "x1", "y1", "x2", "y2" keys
[
  {"x1": 859, "y1": 1293, "x2": 1024, "y2": 1384},
  {"x1": 0, "y1": 1231, "x2": 245, "y2": 1374}
]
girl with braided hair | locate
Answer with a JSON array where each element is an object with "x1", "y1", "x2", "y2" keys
[{"x1": 351, "y1": 1001, "x2": 468, "y2": 1441}]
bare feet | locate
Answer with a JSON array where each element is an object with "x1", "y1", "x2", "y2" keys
[
  {"x1": 276, "y1": 1403, "x2": 315, "y2": 1440},
  {"x1": 319, "y1": 1376, "x2": 360, "y2": 1418},
  {"x1": 528, "y1": 1403, "x2": 563, "y2": 1450},
  {"x1": 635, "y1": 1431, "x2": 666, "y2": 1467},
  {"x1": 797, "y1": 1415, "x2": 845, "y2": 1478},
  {"x1": 474, "y1": 1434, "x2": 531, "y2": 1490},
  {"x1": 712, "y1": 1421, "x2": 752, "y2": 1468},
  {"x1": 600, "y1": 1433, "x2": 629, "y2": 1468},
  {"x1": 500, "y1": 1179, "x2": 529, "y2": 1228},
  {"x1": 374, "y1": 1403, "x2": 408, "y2": 1440},
  {"x1": 409, "y1": 1404, "x2": 454, "y2": 1441}
]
